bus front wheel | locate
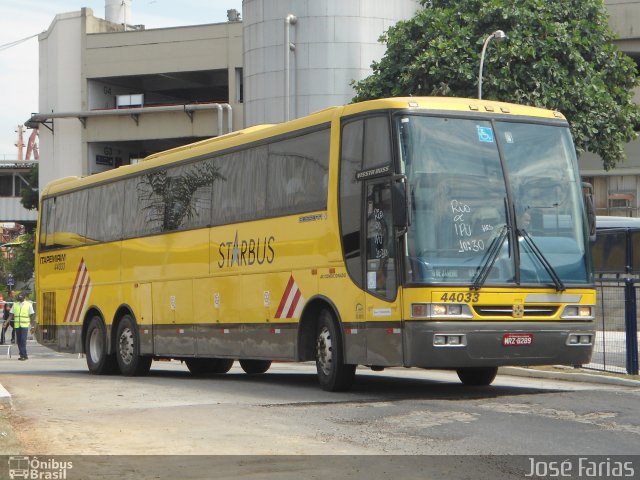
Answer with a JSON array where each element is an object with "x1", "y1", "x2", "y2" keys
[
  {"x1": 315, "y1": 309, "x2": 356, "y2": 392},
  {"x1": 85, "y1": 316, "x2": 119, "y2": 375},
  {"x1": 456, "y1": 367, "x2": 498, "y2": 386},
  {"x1": 115, "y1": 315, "x2": 152, "y2": 376}
]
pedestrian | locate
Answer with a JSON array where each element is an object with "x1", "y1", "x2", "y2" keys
[
  {"x1": 0, "y1": 290, "x2": 15, "y2": 345},
  {"x1": 8, "y1": 292, "x2": 34, "y2": 360}
]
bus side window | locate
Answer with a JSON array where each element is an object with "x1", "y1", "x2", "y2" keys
[
  {"x1": 340, "y1": 119, "x2": 365, "y2": 287},
  {"x1": 365, "y1": 182, "x2": 397, "y2": 299}
]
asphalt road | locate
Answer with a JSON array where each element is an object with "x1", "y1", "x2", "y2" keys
[{"x1": 0, "y1": 341, "x2": 639, "y2": 479}]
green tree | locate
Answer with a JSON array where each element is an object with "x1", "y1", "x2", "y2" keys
[
  {"x1": 353, "y1": 0, "x2": 640, "y2": 170},
  {"x1": 21, "y1": 164, "x2": 38, "y2": 211},
  {"x1": 7, "y1": 233, "x2": 35, "y2": 284}
]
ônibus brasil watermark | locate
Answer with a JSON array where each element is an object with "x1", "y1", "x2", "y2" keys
[{"x1": 8, "y1": 456, "x2": 73, "y2": 480}]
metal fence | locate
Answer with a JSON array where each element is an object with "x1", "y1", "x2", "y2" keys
[
  {"x1": 585, "y1": 277, "x2": 639, "y2": 374},
  {"x1": 587, "y1": 221, "x2": 640, "y2": 375}
]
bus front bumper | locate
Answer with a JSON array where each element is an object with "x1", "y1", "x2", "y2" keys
[{"x1": 403, "y1": 321, "x2": 595, "y2": 368}]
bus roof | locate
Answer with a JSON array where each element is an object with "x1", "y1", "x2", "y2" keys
[{"x1": 41, "y1": 97, "x2": 566, "y2": 198}]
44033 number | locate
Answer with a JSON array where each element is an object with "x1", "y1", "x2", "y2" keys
[{"x1": 440, "y1": 292, "x2": 479, "y2": 303}]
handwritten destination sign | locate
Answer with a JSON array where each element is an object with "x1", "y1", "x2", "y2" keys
[{"x1": 450, "y1": 199, "x2": 485, "y2": 253}]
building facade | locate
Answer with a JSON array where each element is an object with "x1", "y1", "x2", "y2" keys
[
  {"x1": 31, "y1": 8, "x2": 243, "y2": 189},
  {"x1": 580, "y1": 0, "x2": 640, "y2": 217},
  {"x1": 0, "y1": 161, "x2": 37, "y2": 224}
]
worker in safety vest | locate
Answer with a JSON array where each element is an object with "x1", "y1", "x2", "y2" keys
[{"x1": 8, "y1": 292, "x2": 34, "y2": 360}]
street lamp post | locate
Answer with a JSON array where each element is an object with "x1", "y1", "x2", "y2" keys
[{"x1": 478, "y1": 30, "x2": 507, "y2": 100}]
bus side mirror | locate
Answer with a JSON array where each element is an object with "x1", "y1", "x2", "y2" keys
[
  {"x1": 582, "y1": 182, "x2": 596, "y2": 243},
  {"x1": 392, "y1": 176, "x2": 411, "y2": 233}
]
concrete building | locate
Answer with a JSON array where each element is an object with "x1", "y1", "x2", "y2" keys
[
  {"x1": 28, "y1": 6, "x2": 243, "y2": 189},
  {"x1": 0, "y1": 161, "x2": 38, "y2": 224},
  {"x1": 28, "y1": 0, "x2": 420, "y2": 190},
  {"x1": 579, "y1": 0, "x2": 640, "y2": 217}
]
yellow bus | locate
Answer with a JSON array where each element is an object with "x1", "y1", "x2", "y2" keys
[{"x1": 35, "y1": 97, "x2": 596, "y2": 391}]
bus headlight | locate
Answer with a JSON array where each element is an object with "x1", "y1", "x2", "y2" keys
[
  {"x1": 412, "y1": 303, "x2": 473, "y2": 319},
  {"x1": 561, "y1": 305, "x2": 594, "y2": 319}
]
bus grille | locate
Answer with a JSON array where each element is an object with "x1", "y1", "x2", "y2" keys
[
  {"x1": 473, "y1": 305, "x2": 559, "y2": 318},
  {"x1": 40, "y1": 292, "x2": 57, "y2": 343}
]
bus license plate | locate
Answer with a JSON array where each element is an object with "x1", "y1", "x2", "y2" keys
[{"x1": 502, "y1": 333, "x2": 533, "y2": 346}]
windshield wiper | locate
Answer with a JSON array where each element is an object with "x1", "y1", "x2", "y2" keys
[
  {"x1": 518, "y1": 228, "x2": 565, "y2": 292},
  {"x1": 471, "y1": 225, "x2": 509, "y2": 291}
]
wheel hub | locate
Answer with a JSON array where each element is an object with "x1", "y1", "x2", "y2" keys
[
  {"x1": 316, "y1": 326, "x2": 333, "y2": 376},
  {"x1": 118, "y1": 327, "x2": 135, "y2": 365},
  {"x1": 89, "y1": 328, "x2": 102, "y2": 363}
]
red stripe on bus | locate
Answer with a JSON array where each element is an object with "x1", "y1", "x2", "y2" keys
[
  {"x1": 68, "y1": 266, "x2": 89, "y2": 323},
  {"x1": 275, "y1": 275, "x2": 295, "y2": 318},
  {"x1": 72, "y1": 276, "x2": 91, "y2": 324},
  {"x1": 63, "y1": 260, "x2": 86, "y2": 323},
  {"x1": 285, "y1": 288, "x2": 301, "y2": 318}
]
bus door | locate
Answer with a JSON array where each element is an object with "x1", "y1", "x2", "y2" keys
[{"x1": 364, "y1": 180, "x2": 403, "y2": 366}]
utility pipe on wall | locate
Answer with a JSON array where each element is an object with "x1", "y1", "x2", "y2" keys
[{"x1": 284, "y1": 14, "x2": 297, "y2": 122}]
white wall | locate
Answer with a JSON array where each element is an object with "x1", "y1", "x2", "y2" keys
[
  {"x1": 88, "y1": 142, "x2": 137, "y2": 174},
  {"x1": 243, "y1": 0, "x2": 420, "y2": 126},
  {"x1": 38, "y1": 11, "x2": 85, "y2": 186}
]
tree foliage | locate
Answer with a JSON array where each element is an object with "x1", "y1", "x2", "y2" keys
[
  {"x1": 0, "y1": 233, "x2": 35, "y2": 285},
  {"x1": 20, "y1": 164, "x2": 38, "y2": 211},
  {"x1": 352, "y1": 0, "x2": 640, "y2": 170}
]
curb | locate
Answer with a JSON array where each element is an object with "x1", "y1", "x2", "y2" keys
[
  {"x1": 499, "y1": 366, "x2": 640, "y2": 387},
  {"x1": 0, "y1": 383, "x2": 11, "y2": 407}
]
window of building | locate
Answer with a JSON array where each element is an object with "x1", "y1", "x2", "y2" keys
[
  {"x1": 235, "y1": 68, "x2": 243, "y2": 103},
  {"x1": 0, "y1": 174, "x2": 13, "y2": 197}
]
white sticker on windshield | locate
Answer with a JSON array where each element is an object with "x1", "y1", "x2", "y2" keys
[
  {"x1": 476, "y1": 125, "x2": 494, "y2": 143},
  {"x1": 504, "y1": 131, "x2": 514, "y2": 143},
  {"x1": 367, "y1": 271, "x2": 377, "y2": 289}
]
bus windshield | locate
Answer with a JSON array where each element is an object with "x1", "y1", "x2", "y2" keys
[{"x1": 398, "y1": 114, "x2": 591, "y2": 287}]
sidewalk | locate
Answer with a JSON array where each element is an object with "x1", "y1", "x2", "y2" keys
[{"x1": 500, "y1": 365, "x2": 640, "y2": 387}]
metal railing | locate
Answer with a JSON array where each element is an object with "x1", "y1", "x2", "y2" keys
[{"x1": 585, "y1": 277, "x2": 639, "y2": 374}]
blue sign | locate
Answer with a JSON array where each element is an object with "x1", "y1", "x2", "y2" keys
[{"x1": 477, "y1": 126, "x2": 495, "y2": 143}]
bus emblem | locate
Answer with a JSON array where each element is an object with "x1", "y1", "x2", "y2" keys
[{"x1": 512, "y1": 304, "x2": 524, "y2": 318}]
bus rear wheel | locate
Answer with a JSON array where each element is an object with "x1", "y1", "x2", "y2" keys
[
  {"x1": 85, "y1": 316, "x2": 119, "y2": 375},
  {"x1": 239, "y1": 359, "x2": 272, "y2": 374},
  {"x1": 456, "y1": 367, "x2": 498, "y2": 386},
  {"x1": 185, "y1": 358, "x2": 234, "y2": 375},
  {"x1": 315, "y1": 309, "x2": 356, "y2": 392},
  {"x1": 115, "y1": 315, "x2": 152, "y2": 376}
]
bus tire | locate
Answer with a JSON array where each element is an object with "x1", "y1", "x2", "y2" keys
[
  {"x1": 456, "y1": 367, "x2": 498, "y2": 386},
  {"x1": 115, "y1": 315, "x2": 152, "y2": 376},
  {"x1": 85, "y1": 315, "x2": 119, "y2": 375},
  {"x1": 185, "y1": 358, "x2": 234, "y2": 375},
  {"x1": 315, "y1": 309, "x2": 356, "y2": 392},
  {"x1": 210, "y1": 358, "x2": 234, "y2": 374},
  {"x1": 239, "y1": 359, "x2": 271, "y2": 374}
]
